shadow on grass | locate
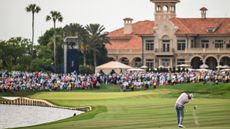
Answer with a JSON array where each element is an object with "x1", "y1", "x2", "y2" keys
[
  {"x1": 0, "y1": 91, "x2": 39, "y2": 97},
  {"x1": 62, "y1": 105, "x2": 107, "y2": 122}
]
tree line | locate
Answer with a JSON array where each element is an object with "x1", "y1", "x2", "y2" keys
[{"x1": 0, "y1": 4, "x2": 110, "y2": 73}]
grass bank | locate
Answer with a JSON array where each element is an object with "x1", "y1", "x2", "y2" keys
[{"x1": 1, "y1": 83, "x2": 229, "y2": 129}]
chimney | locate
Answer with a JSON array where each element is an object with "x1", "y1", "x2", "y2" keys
[
  {"x1": 123, "y1": 17, "x2": 133, "y2": 34},
  {"x1": 200, "y1": 7, "x2": 208, "y2": 19}
]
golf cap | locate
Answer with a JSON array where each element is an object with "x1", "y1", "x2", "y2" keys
[{"x1": 188, "y1": 93, "x2": 193, "y2": 99}]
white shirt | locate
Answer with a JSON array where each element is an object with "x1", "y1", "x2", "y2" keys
[{"x1": 175, "y1": 93, "x2": 190, "y2": 106}]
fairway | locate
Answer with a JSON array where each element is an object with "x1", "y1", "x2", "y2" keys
[{"x1": 8, "y1": 83, "x2": 230, "y2": 129}]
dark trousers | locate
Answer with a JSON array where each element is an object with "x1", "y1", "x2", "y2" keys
[{"x1": 176, "y1": 104, "x2": 184, "y2": 125}]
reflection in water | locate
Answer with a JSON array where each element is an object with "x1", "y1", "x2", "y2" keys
[{"x1": 0, "y1": 104, "x2": 83, "y2": 129}]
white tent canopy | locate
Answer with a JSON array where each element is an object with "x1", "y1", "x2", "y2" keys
[
  {"x1": 222, "y1": 65, "x2": 229, "y2": 69},
  {"x1": 217, "y1": 65, "x2": 229, "y2": 69},
  {"x1": 177, "y1": 64, "x2": 190, "y2": 68},
  {"x1": 95, "y1": 61, "x2": 132, "y2": 73},
  {"x1": 216, "y1": 65, "x2": 224, "y2": 69},
  {"x1": 127, "y1": 68, "x2": 145, "y2": 72},
  {"x1": 200, "y1": 64, "x2": 209, "y2": 69},
  {"x1": 220, "y1": 68, "x2": 230, "y2": 72},
  {"x1": 140, "y1": 65, "x2": 147, "y2": 69}
]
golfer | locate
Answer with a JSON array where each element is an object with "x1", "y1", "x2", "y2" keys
[{"x1": 175, "y1": 92, "x2": 193, "y2": 128}]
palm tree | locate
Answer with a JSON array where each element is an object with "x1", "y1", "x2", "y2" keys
[
  {"x1": 46, "y1": 11, "x2": 63, "y2": 72},
  {"x1": 80, "y1": 37, "x2": 90, "y2": 66},
  {"x1": 85, "y1": 24, "x2": 110, "y2": 67},
  {"x1": 63, "y1": 23, "x2": 89, "y2": 66},
  {"x1": 25, "y1": 4, "x2": 41, "y2": 54}
]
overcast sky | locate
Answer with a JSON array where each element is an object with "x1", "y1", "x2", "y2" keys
[{"x1": 1, "y1": 0, "x2": 230, "y2": 43}]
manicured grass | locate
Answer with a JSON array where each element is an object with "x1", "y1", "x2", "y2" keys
[
  {"x1": 2, "y1": 83, "x2": 230, "y2": 129},
  {"x1": 0, "y1": 91, "x2": 38, "y2": 97},
  {"x1": 157, "y1": 82, "x2": 230, "y2": 98}
]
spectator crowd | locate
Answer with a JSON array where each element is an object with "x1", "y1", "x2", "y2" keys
[{"x1": 0, "y1": 70, "x2": 229, "y2": 93}]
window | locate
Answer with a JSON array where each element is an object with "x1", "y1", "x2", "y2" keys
[
  {"x1": 227, "y1": 41, "x2": 230, "y2": 48},
  {"x1": 177, "y1": 59, "x2": 185, "y2": 65},
  {"x1": 134, "y1": 58, "x2": 142, "y2": 67},
  {"x1": 227, "y1": 44, "x2": 230, "y2": 48},
  {"x1": 207, "y1": 28, "x2": 216, "y2": 32},
  {"x1": 162, "y1": 35, "x2": 170, "y2": 52},
  {"x1": 201, "y1": 40, "x2": 209, "y2": 48},
  {"x1": 145, "y1": 40, "x2": 154, "y2": 51},
  {"x1": 191, "y1": 40, "x2": 195, "y2": 48},
  {"x1": 163, "y1": 6, "x2": 168, "y2": 12},
  {"x1": 156, "y1": 5, "x2": 161, "y2": 12},
  {"x1": 162, "y1": 59, "x2": 170, "y2": 67},
  {"x1": 162, "y1": 40, "x2": 170, "y2": 52},
  {"x1": 121, "y1": 58, "x2": 129, "y2": 65},
  {"x1": 146, "y1": 59, "x2": 154, "y2": 68},
  {"x1": 215, "y1": 40, "x2": 224, "y2": 48},
  {"x1": 177, "y1": 40, "x2": 186, "y2": 51},
  {"x1": 171, "y1": 6, "x2": 175, "y2": 12}
]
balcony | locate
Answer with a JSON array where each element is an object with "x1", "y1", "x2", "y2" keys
[
  {"x1": 108, "y1": 49, "x2": 141, "y2": 55},
  {"x1": 180, "y1": 48, "x2": 230, "y2": 54},
  {"x1": 155, "y1": 48, "x2": 175, "y2": 56}
]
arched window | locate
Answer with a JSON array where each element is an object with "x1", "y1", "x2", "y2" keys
[
  {"x1": 120, "y1": 57, "x2": 129, "y2": 65},
  {"x1": 162, "y1": 35, "x2": 170, "y2": 40},
  {"x1": 205, "y1": 57, "x2": 217, "y2": 70},
  {"x1": 108, "y1": 57, "x2": 115, "y2": 61},
  {"x1": 191, "y1": 57, "x2": 203, "y2": 69},
  {"x1": 132, "y1": 57, "x2": 142, "y2": 67},
  {"x1": 163, "y1": 5, "x2": 168, "y2": 12},
  {"x1": 220, "y1": 57, "x2": 230, "y2": 66},
  {"x1": 157, "y1": 5, "x2": 161, "y2": 12}
]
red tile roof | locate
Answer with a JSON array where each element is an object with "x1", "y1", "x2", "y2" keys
[
  {"x1": 106, "y1": 20, "x2": 154, "y2": 50},
  {"x1": 106, "y1": 34, "x2": 142, "y2": 50},
  {"x1": 171, "y1": 18, "x2": 230, "y2": 35},
  {"x1": 107, "y1": 18, "x2": 230, "y2": 50},
  {"x1": 108, "y1": 20, "x2": 154, "y2": 37}
]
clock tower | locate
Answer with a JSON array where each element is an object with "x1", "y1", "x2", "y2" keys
[{"x1": 150, "y1": 0, "x2": 180, "y2": 24}]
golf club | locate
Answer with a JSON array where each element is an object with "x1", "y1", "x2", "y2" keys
[{"x1": 192, "y1": 105, "x2": 200, "y2": 126}]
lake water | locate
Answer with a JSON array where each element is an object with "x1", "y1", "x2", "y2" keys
[{"x1": 0, "y1": 104, "x2": 83, "y2": 129}]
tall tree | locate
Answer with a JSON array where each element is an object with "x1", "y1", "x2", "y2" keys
[
  {"x1": 38, "y1": 28, "x2": 63, "y2": 46},
  {"x1": 0, "y1": 41, "x2": 8, "y2": 68},
  {"x1": 25, "y1": 4, "x2": 41, "y2": 54},
  {"x1": 0, "y1": 37, "x2": 31, "y2": 70},
  {"x1": 46, "y1": 11, "x2": 63, "y2": 72},
  {"x1": 85, "y1": 24, "x2": 110, "y2": 67}
]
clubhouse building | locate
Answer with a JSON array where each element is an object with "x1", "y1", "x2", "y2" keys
[{"x1": 106, "y1": 0, "x2": 230, "y2": 70}]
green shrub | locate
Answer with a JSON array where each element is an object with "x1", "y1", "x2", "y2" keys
[{"x1": 79, "y1": 65, "x2": 94, "y2": 74}]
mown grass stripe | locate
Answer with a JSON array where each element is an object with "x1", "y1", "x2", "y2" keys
[{"x1": 10, "y1": 83, "x2": 230, "y2": 129}]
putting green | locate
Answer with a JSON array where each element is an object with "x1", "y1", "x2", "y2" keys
[{"x1": 12, "y1": 83, "x2": 230, "y2": 129}]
